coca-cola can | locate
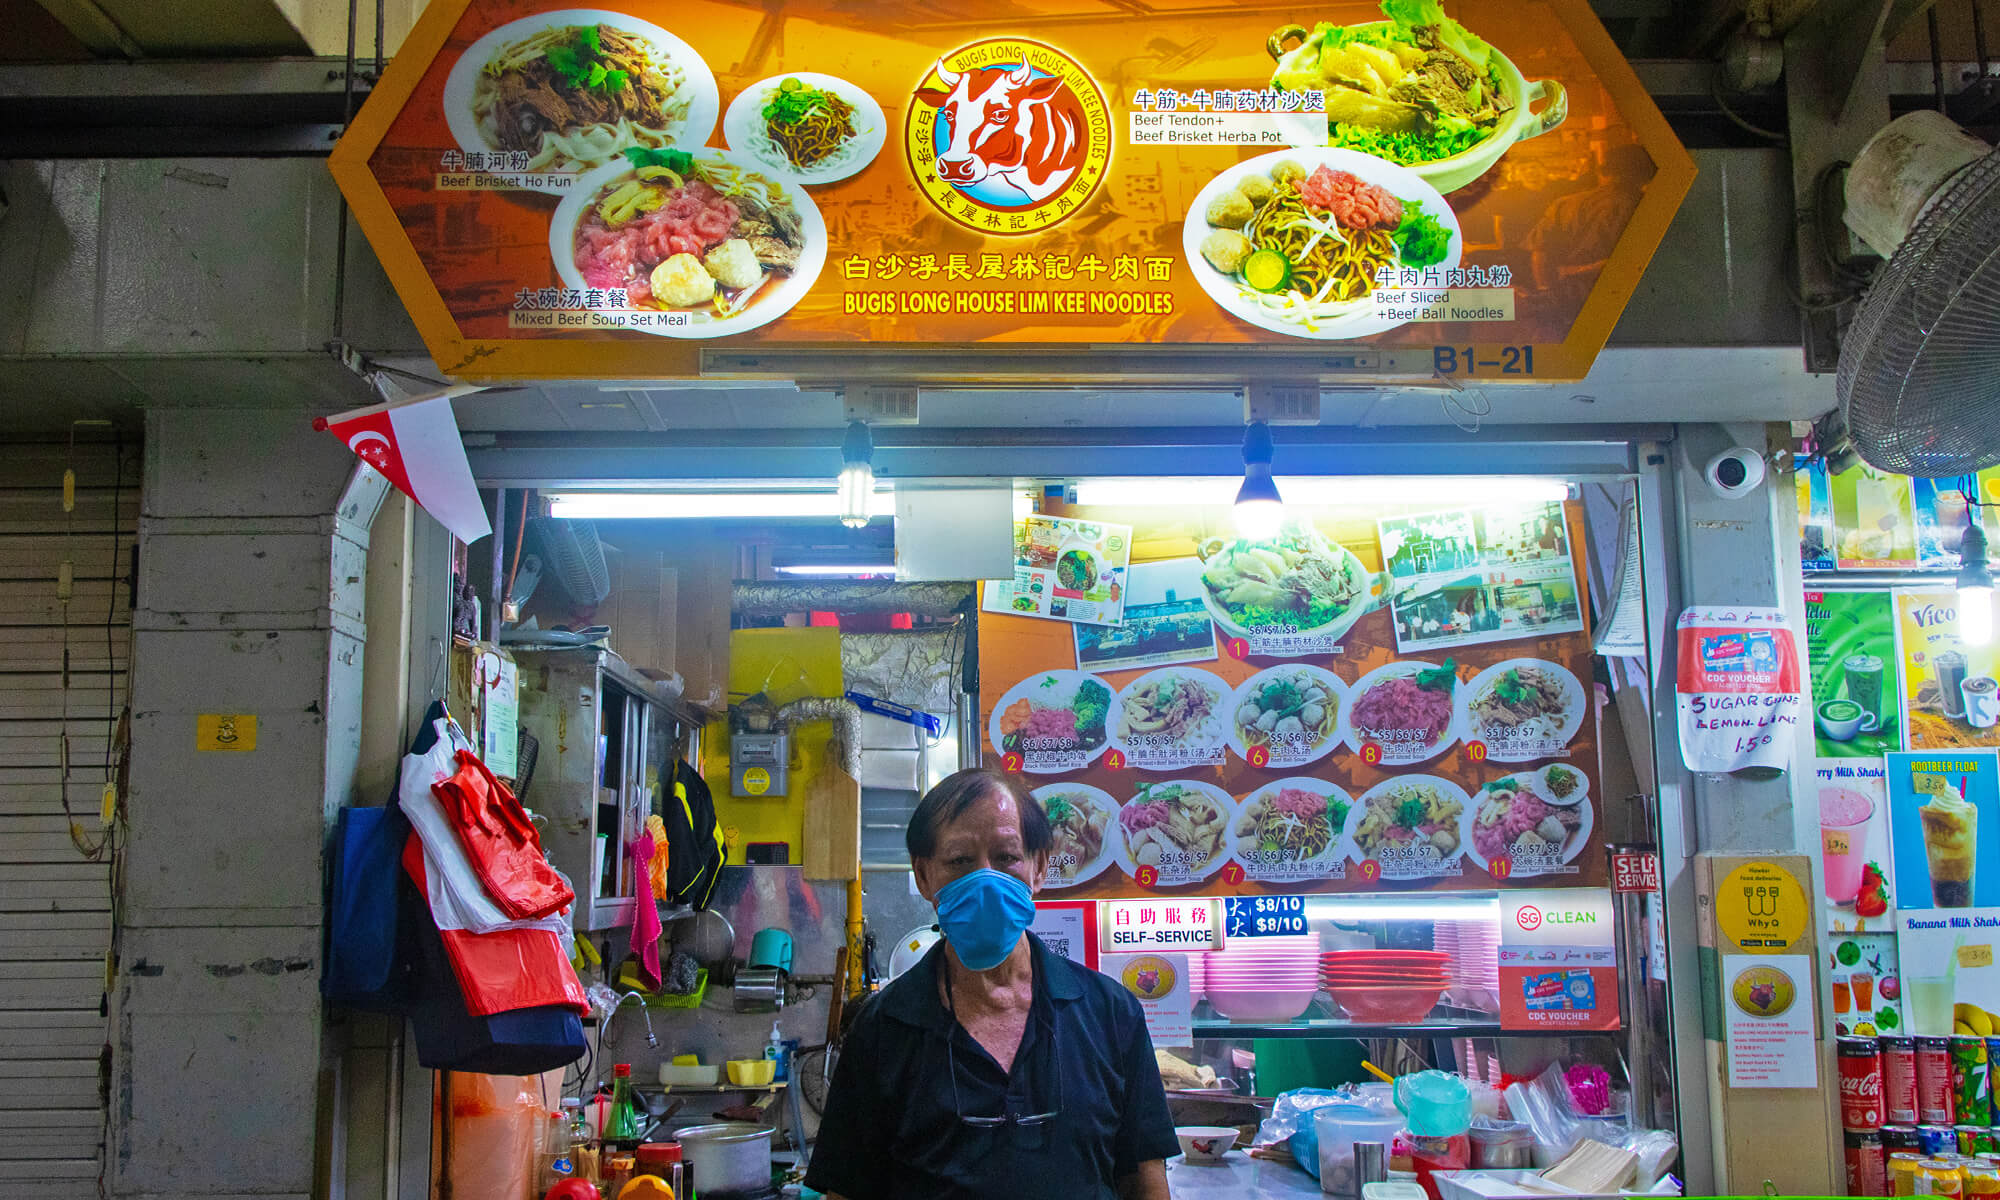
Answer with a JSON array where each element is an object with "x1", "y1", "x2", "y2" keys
[
  {"x1": 1884, "y1": 1036, "x2": 1920, "y2": 1125},
  {"x1": 1920, "y1": 1036, "x2": 1959, "y2": 1125},
  {"x1": 1843, "y1": 1037, "x2": 1887, "y2": 1131},
  {"x1": 1845, "y1": 1129, "x2": 1887, "y2": 1196}
]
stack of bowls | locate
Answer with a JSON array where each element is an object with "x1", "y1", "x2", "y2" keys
[
  {"x1": 1436, "y1": 918, "x2": 1501, "y2": 1011},
  {"x1": 1321, "y1": 950, "x2": 1447, "y2": 1023},
  {"x1": 1203, "y1": 934, "x2": 1320, "y2": 1022}
]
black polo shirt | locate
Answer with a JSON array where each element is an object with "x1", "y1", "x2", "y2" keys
[{"x1": 805, "y1": 934, "x2": 1179, "y2": 1199}]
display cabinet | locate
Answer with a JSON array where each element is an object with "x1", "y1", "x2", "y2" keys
[{"x1": 514, "y1": 647, "x2": 705, "y2": 931}]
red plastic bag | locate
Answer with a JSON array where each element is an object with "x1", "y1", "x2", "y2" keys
[
  {"x1": 404, "y1": 837, "x2": 587, "y2": 1017},
  {"x1": 431, "y1": 750, "x2": 574, "y2": 921}
]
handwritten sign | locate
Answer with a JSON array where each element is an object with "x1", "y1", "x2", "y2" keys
[{"x1": 1676, "y1": 607, "x2": 1802, "y2": 773}]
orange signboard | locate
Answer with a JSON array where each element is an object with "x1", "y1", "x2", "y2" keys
[
  {"x1": 330, "y1": 0, "x2": 1693, "y2": 382},
  {"x1": 978, "y1": 497, "x2": 1605, "y2": 900}
]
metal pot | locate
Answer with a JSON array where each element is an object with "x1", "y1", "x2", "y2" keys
[{"x1": 675, "y1": 1122, "x2": 772, "y2": 1195}]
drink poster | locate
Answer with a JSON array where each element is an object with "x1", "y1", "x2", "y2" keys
[
  {"x1": 1830, "y1": 931, "x2": 1904, "y2": 1039},
  {"x1": 1815, "y1": 759, "x2": 1894, "y2": 934},
  {"x1": 1894, "y1": 591, "x2": 2000, "y2": 750},
  {"x1": 1913, "y1": 477, "x2": 1981, "y2": 571},
  {"x1": 1833, "y1": 466, "x2": 1918, "y2": 570},
  {"x1": 983, "y1": 514, "x2": 1132, "y2": 626},
  {"x1": 1806, "y1": 591, "x2": 1900, "y2": 758},
  {"x1": 330, "y1": 0, "x2": 1695, "y2": 383},
  {"x1": 981, "y1": 497, "x2": 1602, "y2": 900},
  {"x1": 1885, "y1": 750, "x2": 2000, "y2": 1038},
  {"x1": 1381, "y1": 499, "x2": 1586, "y2": 653},
  {"x1": 1797, "y1": 455, "x2": 1835, "y2": 573}
]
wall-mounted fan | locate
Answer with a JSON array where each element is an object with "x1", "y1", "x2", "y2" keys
[{"x1": 1838, "y1": 112, "x2": 2000, "y2": 477}]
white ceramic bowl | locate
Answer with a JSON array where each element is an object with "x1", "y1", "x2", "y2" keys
[{"x1": 1176, "y1": 1126, "x2": 1242, "y2": 1165}]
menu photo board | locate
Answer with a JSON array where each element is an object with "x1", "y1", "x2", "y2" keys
[
  {"x1": 330, "y1": 0, "x2": 1694, "y2": 382},
  {"x1": 1894, "y1": 591, "x2": 2000, "y2": 751},
  {"x1": 981, "y1": 498, "x2": 1603, "y2": 901}
]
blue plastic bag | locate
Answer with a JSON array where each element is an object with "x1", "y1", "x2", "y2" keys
[{"x1": 322, "y1": 804, "x2": 409, "y2": 1011}]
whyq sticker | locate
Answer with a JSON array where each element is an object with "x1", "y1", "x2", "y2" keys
[{"x1": 1677, "y1": 607, "x2": 1803, "y2": 774}]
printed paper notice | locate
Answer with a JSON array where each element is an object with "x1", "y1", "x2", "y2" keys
[
  {"x1": 1724, "y1": 953, "x2": 1818, "y2": 1088},
  {"x1": 983, "y1": 514, "x2": 1131, "y2": 626},
  {"x1": 1103, "y1": 951, "x2": 1192, "y2": 1045}
]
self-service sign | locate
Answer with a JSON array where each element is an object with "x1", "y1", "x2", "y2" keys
[
  {"x1": 1610, "y1": 849, "x2": 1661, "y2": 893},
  {"x1": 1100, "y1": 898, "x2": 1225, "y2": 953},
  {"x1": 1499, "y1": 888, "x2": 1620, "y2": 1031}
]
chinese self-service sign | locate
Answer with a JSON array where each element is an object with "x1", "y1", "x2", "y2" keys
[{"x1": 329, "y1": 0, "x2": 1693, "y2": 382}]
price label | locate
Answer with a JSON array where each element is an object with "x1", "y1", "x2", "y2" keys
[
  {"x1": 1225, "y1": 637, "x2": 1251, "y2": 660},
  {"x1": 1002, "y1": 751, "x2": 1024, "y2": 772},
  {"x1": 1359, "y1": 741, "x2": 1384, "y2": 766},
  {"x1": 1961, "y1": 944, "x2": 1995, "y2": 969},
  {"x1": 1225, "y1": 895, "x2": 1307, "y2": 938},
  {"x1": 1104, "y1": 749, "x2": 1128, "y2": 771},
  {"x1": 1465, "y1": 741, "x2": 1489, "y2": 764},
  {"x1": 1246, "y1": 744, "x2": 1271, "y2": 770}
]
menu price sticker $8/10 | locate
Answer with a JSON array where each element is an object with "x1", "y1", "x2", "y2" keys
[{"x1": 1226, "y1": 895, "x2": 1306, "y2": 938}]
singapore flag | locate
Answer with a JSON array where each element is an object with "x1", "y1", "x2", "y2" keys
[{"x1": 312, "y1": 387, "x2": 490, "y2": 544}]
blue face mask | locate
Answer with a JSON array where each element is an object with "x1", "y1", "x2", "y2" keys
[{"x1": 934, "y1": 868, "x2": 1036, "y2": 971}]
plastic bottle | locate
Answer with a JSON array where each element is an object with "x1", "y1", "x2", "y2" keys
[
  {"x1": 765, "y1": 1021, "x2": 787, "y2": 1082},
  {"x1": 606, "y1": 1064, "x2": 642, "y2": 1148},
  {"x1": 537, "y1": 1109, "x2": 577, "y2": 1193}
]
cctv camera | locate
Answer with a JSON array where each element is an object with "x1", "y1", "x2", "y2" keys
[{"x1": 1704, "y1": 447, "x2": 1767, "y2": 499}]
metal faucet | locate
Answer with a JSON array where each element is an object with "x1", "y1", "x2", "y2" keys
[{"x1": 603, "y1": 989, "x2": 660, "y2": 1048}]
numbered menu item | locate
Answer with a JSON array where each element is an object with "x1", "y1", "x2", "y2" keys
[
  {"x1": 1195, "y1": 523, "x2": 1385, "y2": 653},
  {"x1": 442, "y1": 11, "x2": 721, "y2": 188},
  {"x1": 1462, "y1": 658, "x2": 1585, "y2": 761},
  {"x1": 1117, "y1": 780, "x2": 1235, "y2": 886},
  {"x1": 1228, "y1": 663, "x2": 1345, "y2": 768},
  {"x1": 1116, "y1": 668, "x2": 1230, "y2": 769},
  {"x1": 1233, "y1": 778, "x2": 1353, "y2": 882},
  {"x1": 1348, "y1": 775, "x2": 1469, "y2": 879},
  {"x1": 1348, "y1": 659, "x2": 1460, "y2": 765},
  {"x1": 990, "y1": 670, "x2": 1115, "y2": 774},
  {"x1": 1463, "y1": 766, "x2": 1593, "y2": 879},
  {"x1": 1033, "y1": 783, "x2": 1119, "y2": 889}
]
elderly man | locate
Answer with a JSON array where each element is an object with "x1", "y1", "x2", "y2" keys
[{"x1": 806, "y1": 768, "x2": 1177, "y2": 1199}]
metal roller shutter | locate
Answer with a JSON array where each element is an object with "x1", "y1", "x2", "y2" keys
[{"x1": 0, "y1": 440, "x2": 135, "y2": 1199}]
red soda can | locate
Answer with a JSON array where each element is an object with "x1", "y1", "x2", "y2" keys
[
  {"x1": 1844, "y1": 1038, "x2": 1887, "y2": 1131},
  {"x1": 1846, "y1": 1129, "x2": 1887, "y2": 1196},
  {"x1": 1885, "y1": 1037, "x2": 1921, "y2": 1125},
  {"x1": 1921, "y1": 1037, "x2": 1960, "y2": 1125}
]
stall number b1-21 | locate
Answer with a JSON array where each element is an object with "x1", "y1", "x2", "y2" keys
[{"x1": 1433, "y1": 345, "x2": 1535, "y2": 376}]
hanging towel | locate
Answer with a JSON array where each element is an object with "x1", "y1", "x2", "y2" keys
[{"x1": 627, "y1": 827, "x2": 663, "y2": 990}]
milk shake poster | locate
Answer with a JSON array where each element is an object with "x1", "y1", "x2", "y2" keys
[
  {"x1": 1817, "y1": 759, "x2": 1893, "y2": 934},
  {"x1": 1886, "y1": 750, "x2": 2000, "y2": 1037}
]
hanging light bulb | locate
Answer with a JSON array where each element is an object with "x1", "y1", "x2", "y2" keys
[
  {"x1": 1958, "y1": 507, "x2": 1993, "y2": 646},
  {"x1": 1234, "y1": 420, "x2": 1284, "y2": 540},
  {"x1": 838, "y1": 420, "x2": 874, "y2": 529}
]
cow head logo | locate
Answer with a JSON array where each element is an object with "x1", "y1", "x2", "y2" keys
[{"x1": 905, "y1": 38, "x2": 1110, "y2": 235}]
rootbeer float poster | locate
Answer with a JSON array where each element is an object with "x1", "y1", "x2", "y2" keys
[{"x1": 1886, "y1": 749, "x2": 2000, "y2": 1039}]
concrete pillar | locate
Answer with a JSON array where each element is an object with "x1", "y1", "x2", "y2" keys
[{"x1": 114, "y1": 408, "x2": 383, "y2": 1200}]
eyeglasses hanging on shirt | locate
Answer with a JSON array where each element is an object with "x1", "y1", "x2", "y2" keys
[{"x1": 942, "y1": 967, "x2": 1065, "y2": 1129}]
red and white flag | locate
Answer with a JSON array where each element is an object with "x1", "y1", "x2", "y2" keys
[{"x1": 313, "y1": 388, "x2": 489, "y2": 543}]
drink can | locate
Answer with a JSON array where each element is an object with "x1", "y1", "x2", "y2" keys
[
  {"x1": 1925, "y1": 1126, "x2": 1964, "y2": 1155},
  {"x1": 1968, "y1": 1162, "x2": 2000, "y2": 1198},
  {"x1": 1846, "y1": 1038, "x2": 1888, "y2": 1130},
  {"x1": 1888, "y1": 1038, "x2": 1923, "y2": 1124},
  {"x1": 1923, "y1": 1039, "x2": 1960, "y2": 1124},
  {"x1": 1891, "y1": 1128, "x2": 1929, "y2": 1151},
  {"x1": 1850, "y1": 1130, "x2": 1888, "y2": 1197},
  {"x1": 1895, "y1": 1152, "x2": 1929, "y2": 1196},
  {"x1": 1965, "y1": 1127, "x2": 1999, "y2": 1156},
  {"x1": 1956, "y1": 1039, "x2": 1995, "y2": 1127},
  {"x1": 1921, "y1": 1158, "x2": 1966, "y2": 1197}
]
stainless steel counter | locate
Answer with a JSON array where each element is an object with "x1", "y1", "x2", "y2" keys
[{"x1": 1166, "y1": 1152, "x2": 1325, "y2": 1198}]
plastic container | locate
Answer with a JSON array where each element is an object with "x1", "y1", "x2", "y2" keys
[
  {"x1": 660, "y1": 1063, "x2": 720, "y2": 1087},
  {"x1": 1395, "y1": 1072, "x2": 1472, "y2": 1138},
  {"x1": 1316, "y1": 1105, "x2": 1404, "y2": 1196},
  {"x1": 726, "y1": 1058, "x2": 777, "y2": 1086},
  {"x1": 1469, "y1": 1122, "x2": 1534, "y2": 1169}
]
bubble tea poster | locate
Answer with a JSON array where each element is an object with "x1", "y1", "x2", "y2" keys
[
  {"x1": 1886, "y1": 750, "x2": 2000, "y2": 1037},
  {"x1": 1807, "y1": 591, "x2": 1900, "y2": 758}
]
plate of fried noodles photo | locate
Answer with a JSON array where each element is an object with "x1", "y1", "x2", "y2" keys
[
  {"x1": 443, "y1": 9, "x2": 720, "y2": 193},
  {"x1": 1181, "y1": 147, "x2": 1462, "y2": 340},
  {"x1": 722, "y1": 72, "x2": 887, "y2": 186}
]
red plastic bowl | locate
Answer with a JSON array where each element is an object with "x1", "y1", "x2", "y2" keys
[{"x1": 1326, "y1": 985, "x2": 1444, "y2": 1023}]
